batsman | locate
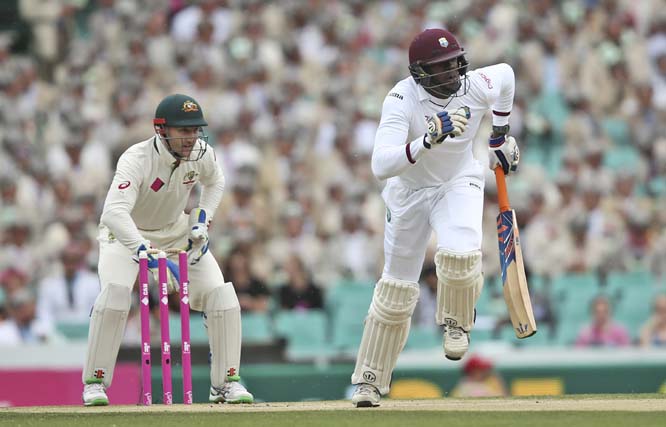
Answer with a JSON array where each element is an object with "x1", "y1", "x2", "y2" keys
[
  {"x1": 82, "y1": 94, "x2": 253, "y2": 406},
  {"x1": 351, "y1": 28, "x2": 520, "y2": 407}
]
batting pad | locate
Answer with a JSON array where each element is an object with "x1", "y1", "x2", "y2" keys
[
  {"x1": 435, "y1": 249, "x2": 483, "y2": 331},
  {"x1": 82, "y1": 283, "x2": 131, "y2": 388},
  {"x1": 203, "y1": 282, "x2": 241, "y2": 387},
  {"x1": 352, "y1": 278, "x2": 419, "y2": 395}
]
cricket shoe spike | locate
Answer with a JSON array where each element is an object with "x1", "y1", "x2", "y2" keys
[
  {"x1": 209, "y1": 378, "x2": 254, "y2": 404},
  {"x1": 444, "y1": 325, "x2": 469, "y2": 361},
  {"x1": 82, "y1": 382, "x2": 109, "y2": 406},
  {"x1": 351, "y1": 383, "x2": 381, "y2": 408}
]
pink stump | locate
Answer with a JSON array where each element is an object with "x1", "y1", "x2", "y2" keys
[
  {"x1": 158, "y1": 253, "x2": 173, "y2": 404},
  {"x1": 139, "y1": 254, "x2": 152, "y2": 406},
  {"x1": 179, "y1": 251, "x2": 193, "y2": 404}
]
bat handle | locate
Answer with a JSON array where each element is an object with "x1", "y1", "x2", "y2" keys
[{"x1": 494, "y1": 166, "x2": 511, "y2": 213}]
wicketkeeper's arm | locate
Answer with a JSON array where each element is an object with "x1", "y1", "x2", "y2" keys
[
  {"x1": 197, "y1": 148, "x2": 225, "y2": 216},
  {"x1": 100, "y1": 154, "x2": 145, "y2": 253}
]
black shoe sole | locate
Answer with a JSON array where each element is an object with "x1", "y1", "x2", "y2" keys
[
  {"x1": 445, "y1": 355, "x2": 462, "y2": 361},
  {"x1": 355, "y1": 401, "x2": 379, "y2": 408}
]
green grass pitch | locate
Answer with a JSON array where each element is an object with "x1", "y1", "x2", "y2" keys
[{"x1": 2, "y1": 395, "x2": 665, "y2": 427}]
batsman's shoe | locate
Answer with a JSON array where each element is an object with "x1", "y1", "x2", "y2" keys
[
  {"x1": 351, "y1": 383, "x2": 381, "y2": 408},
  {"x1": 444, "y1": 326, "x2": 469, "y2": 361},
  {"x1": 82, "y1": 382, "x2": 109, "y2": 406},
  {"x1": 209, "y1": 378, "x2": 254, "y2": 404}
]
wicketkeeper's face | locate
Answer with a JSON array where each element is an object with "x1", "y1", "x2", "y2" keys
[{"x1": 165, "y1": 126, "x2": 201, "y2": 159}]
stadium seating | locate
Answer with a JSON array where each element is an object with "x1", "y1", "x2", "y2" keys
[
  {"x1": 405, "y1": 325, "x2": 441, "y2": 350},
  {"x1": 274, "y1": 309, "x2": 332, "y2": 359},
  {"x1": 55, "y1": 321, "x2": 90, "y2": 341},
  {"x1": 241, "y1": 312, "x2": 273, "y2": 343},
  {"x1": 190, "y1": 314, "x2": 209, "y2": 344},
  {"x1": 327, "y1": 280, "x2": 374, "y2": 353}
]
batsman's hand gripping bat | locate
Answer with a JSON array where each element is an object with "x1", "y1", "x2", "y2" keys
[{"x1": 495, "y1": 167, "x2": 537, "y2": 338}]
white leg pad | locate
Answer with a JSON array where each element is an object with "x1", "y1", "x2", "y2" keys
[
  {"x1": 435, "y1": 249, "x2": 483, "y2": 331},
  {"x1": 204, "y1": 282, "x2": 241, "y2": 388},
  {"x1": 351, "y1": 278, "x2": 419, "y2": 395},
  {"x1": 82, "y1": 283, "x2": 131, "y2": 388}
]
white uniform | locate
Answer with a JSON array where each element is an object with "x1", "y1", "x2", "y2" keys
[
  {"x1": 372, "y1": 63, "x2": 515, "y2": 282},
  {"x1": 351, "y1": 64, "x2": 515, "y2": 396},
  {"x1": 82, "y1": 135, "x2": 239, "y2": 390},
  {"x1": 98, "y1": 135, "x2": 224, "y2": 310}
]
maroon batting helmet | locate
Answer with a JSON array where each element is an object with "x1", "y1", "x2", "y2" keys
[{"x1": 408, "y1": 29, "x2": 469, "y2": 98}]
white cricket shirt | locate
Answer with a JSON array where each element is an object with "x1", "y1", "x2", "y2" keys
[
  {"x1": 371, "y1": 63, "x2": 515, "y2": 189},
  {"x1": 99, "y1": 136, "x2": 225, "y2": 253}
]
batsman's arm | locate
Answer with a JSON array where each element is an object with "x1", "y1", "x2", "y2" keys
[
  {"x1": 371, "y1": 92, "x2": 429, "y2": 180},
  {"x1": 100, "y1": 153, "x2": 146, "y2": 253},
  {"x1": 475, "y1": 63, "x2": 515, "y2": 128}
]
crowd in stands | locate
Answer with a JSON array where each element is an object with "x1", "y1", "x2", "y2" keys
[{"x1": 1, "y1": 0, "x2": 665, "y2": 349}]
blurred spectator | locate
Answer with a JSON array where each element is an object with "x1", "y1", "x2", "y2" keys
[
  {"x1": 276, "y1": 255, "x2": 323, "y2": 311},
  {"x1": 562, "y1": 214, "x2": 605, "y2": 274},
  {"x1": 4, "y1": 289, "x2": 53, "y2": 344},
  {"x1": 0, "y1": 267, "x2": 30, "y2": 299},
  {"x1": 267, "y1": 202, "x2": 322, "y2": 274},
  {"x1": 575, "y1": 295, "x2": 631, "y2": 347},
  {"x1": 0, "y1": 212, "x2": 40, "y2": 276},
  {"x1": 0, "y1": 288, "x2": 21, "y2": 344},
  {"x1": 224, "y1": 246, "x2": 270, "y2": 313},
  {"x1": 523, "y1": 190, "x2": 569, "y2": 277},
  {"x1": 36, "y1": 242, "x2": 100, "y2": 325},
  {"x1": 171, "y1": 0, "x2": 235, "y2": 44},
  {"x1": 639, "y1": 294, "x2": 666, "y2": 347},
  {"x1": 0, "y1": 0, "x2": 665, "y2": 349},
  {"x1": 450, "y1": 354, "x2": 507, "y2": 397},
  {"x1": 327, "y1": 204, "x2": 378, "y2": 282}
]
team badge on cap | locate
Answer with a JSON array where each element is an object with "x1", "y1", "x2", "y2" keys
[
  {"x1": 438, "y1": 37, "x2": 449, "y2": 47},
  {"x1": 182, "y1": 100, "x2": 199, "y2": 112}
]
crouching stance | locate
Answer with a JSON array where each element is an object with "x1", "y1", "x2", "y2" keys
[
  {"x1": 351, "y1": 27, "x2": 519, "y2": 407},
  {"x1": 82, "y1": 94, "x2": 253, "y2": 406}
]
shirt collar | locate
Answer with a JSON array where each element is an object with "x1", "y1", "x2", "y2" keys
[
  {"x1": 415, "y1": 82, "x2": 430, "y2": 102},
  {"x1": 153, "y1": 134, "x2": 180, "y2": 166}
]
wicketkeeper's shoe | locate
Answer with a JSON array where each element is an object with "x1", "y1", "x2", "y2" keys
[
  {"x1": 82, "y1": 381, "x2": 109, "y2": 406},
  {"x1": 351, "y1": 383, "x2": 381, "y2": 408},
  {"x1": 444, "y1": 325, "x2": 469, "y2": 361},
  {"x1": 209, "y1": 377, "x2": 254, "y2": 404}
]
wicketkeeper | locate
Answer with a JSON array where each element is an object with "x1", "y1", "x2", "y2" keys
[
  {"x1": 351, "y1": 28, "x2": 520, "y2": 407},
  {"x1": 82, "y1": 94, "x2": 253, "y2": 406}
]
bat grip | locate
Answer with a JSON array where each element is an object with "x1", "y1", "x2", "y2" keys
[{"x1": 494, "y1": 166, "x2": 511, "y2": 212}]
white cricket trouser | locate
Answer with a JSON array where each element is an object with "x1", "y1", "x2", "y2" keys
[
  {"x1": 97, "y1": 213, "x2": 223, "y2": 311},
  {"x1": 382, "y1": 169, "x2": 485, "y2": 282}
]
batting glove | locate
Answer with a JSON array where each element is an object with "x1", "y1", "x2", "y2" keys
[
  {"x1": 489, "y1": 135, "x2": 520, "y2": 175},
  {"x1": 424, "y1": 107, "x2": 470, "y2": 147}
]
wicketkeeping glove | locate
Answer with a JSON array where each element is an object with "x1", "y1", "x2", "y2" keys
[
  {"x1": 424, "y1": 106, "x2": 470, "y2": 146},
  {"x1": 135, "y1": 242, "x2": 181, "y2": 293},
  {"x1": 186, "y1": 208, "x2": 210, "y2": 265},
  {"x1": 489, "y1": 134, "x2": 520, "y2": 175}
]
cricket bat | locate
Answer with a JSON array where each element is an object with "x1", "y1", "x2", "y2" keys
[{"x1": 494, "y1": 166, "x2": 537, "y2": 338}]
